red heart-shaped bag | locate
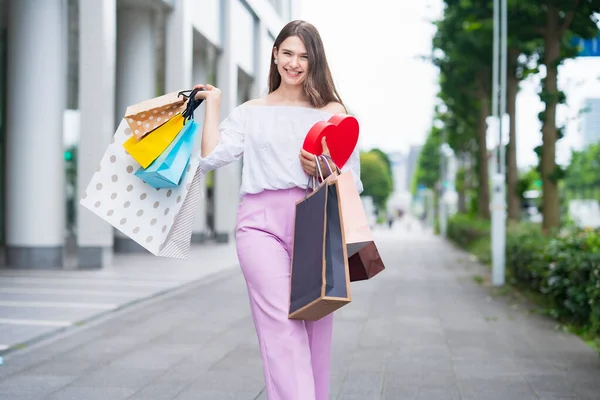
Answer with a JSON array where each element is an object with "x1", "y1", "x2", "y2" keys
[{"x1": 302, "y1": 114, "x2": 359, "y2": 169}]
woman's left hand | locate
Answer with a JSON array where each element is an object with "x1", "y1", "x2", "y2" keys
[{"x1": 299, "y1": 137, "x2": 332, "y2": 177}]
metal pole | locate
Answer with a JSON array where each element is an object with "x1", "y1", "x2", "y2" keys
[
  {"x1": 492, "y1": 0, "x2": 500, "y2": 125},
  {"x1": 500, "y1": 0, "x2": 507, "y2": 174},
  {"x1": 490, "y1": 0, "x2": 507, "y2": 286},
  {"x1": 439, "y1": 140, "x2": 448, "y2": 238}
]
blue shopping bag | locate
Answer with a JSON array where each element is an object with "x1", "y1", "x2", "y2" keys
[{"x1": 134, "y1": 119, "x2": 198, "y2": 188}]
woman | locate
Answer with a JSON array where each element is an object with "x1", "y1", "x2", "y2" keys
[{"x1": 194, "y1": 20, "x2": 362, "y2": 400}]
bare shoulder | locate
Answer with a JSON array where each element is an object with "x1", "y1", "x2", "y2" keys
[
  {"x1": 243, "y1": 98, "x2": 268, "y2": 106},
  {"x1": 320, "y1": 101, "x2": 347, "y2": 114}
]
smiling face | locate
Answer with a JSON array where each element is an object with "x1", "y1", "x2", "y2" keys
[
  {"x1": 268, "y1": 20, "x2": 342, "y2": 109},
  {"x1": 273, "y1": 35, "x2": 309, "y2": 87}
]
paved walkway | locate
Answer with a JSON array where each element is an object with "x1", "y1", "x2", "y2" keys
[
  {"x1": 0, "y1": 242, "x2": 239, "y2": 355},
  {"x1": 0, "y1": 220, "x2": 599, "y2": 399}
]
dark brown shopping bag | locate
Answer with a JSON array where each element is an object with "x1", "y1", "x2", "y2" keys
[
  {"x1": 320, "y1": 155, "x2": 385, "y2": 282},
  {"x1": 288, "y1": 176, "x2": 352, "y2": 321}
]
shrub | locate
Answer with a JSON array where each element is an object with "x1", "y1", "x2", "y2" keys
[
  {"x1": 542, "y1": 228, "x2": 600, "y2": 332},
  {"x1": 447, "y1": 214, "x2": 490, "y2": 249},
  {"x1": 447, "y1": 214, "x2": 492, "y2": 263},
  {"x1": 505, "y1": 222, "x2": 549, "y2": 292},
  {"x1": 447, "y1": 214, "x2": 600, "y2": 351}
]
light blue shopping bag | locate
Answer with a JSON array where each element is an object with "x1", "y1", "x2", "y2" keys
[{"x1": 134, "y1": 120, "x2": 198, "y2": 188}]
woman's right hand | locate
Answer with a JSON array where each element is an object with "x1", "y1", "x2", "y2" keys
[{"x1": 193, "y1": 84, "x2": 222, "y2": 103}]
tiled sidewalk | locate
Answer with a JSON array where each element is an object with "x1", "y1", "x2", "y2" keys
[
  {"x1": 0, "y1": 242, "x2": 239, "y2": 356},
  {"x1": 0, "y1": 223, "x2": 598, "y2": 399}
]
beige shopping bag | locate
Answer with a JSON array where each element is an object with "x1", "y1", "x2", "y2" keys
[
  {"x1": 320, "y1": 156, "x2": 385, "y2": 282},
  {"x1": 124, "y1": 91, "x2": 190, "y2": 140}
]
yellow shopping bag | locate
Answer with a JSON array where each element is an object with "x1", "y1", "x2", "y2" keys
[{"x1": 123, "y1": 113, "x2": 185, "y2": 168}]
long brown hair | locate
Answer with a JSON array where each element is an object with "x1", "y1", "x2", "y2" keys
[{"x1": 268, "y1": 20, "x2": 345, "y2": 110}]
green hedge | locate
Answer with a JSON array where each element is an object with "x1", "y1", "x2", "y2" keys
[
  {"x1": 505, "y1": 222, "x2": 549, "y2": 293},
  {"x1": 446, "y1": 214, "x2": 491, "y2": 264},
  {"x1": 542, "y1": 230, "x2": 600, "y2": 336},
  {"x1": 447, "y1": 214, "x2": 600, "y2": 348}
]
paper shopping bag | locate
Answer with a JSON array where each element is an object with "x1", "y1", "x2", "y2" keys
[
  {"x1": 288, "y1": 177, "x2": 352, "y2": 321},
  {"x1": 80, "y1": 119, "x2": 202, "y2": 259},
  {"x1": 124, "y1": 91, "x2": 189, "y2": 140},
  {"x1": 135, "y1": 119, "x2": 199, "y2": 188},
  {"x1": 319, "y1": 155, "x2": 385, "y2": 282},
  {"x1": 122, "y1": 113, "x2": 185, "y2": 169}
]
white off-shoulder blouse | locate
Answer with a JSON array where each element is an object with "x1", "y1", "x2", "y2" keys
[{"x1": 196, "y1": 104, "x2": 363, "y2": 197}]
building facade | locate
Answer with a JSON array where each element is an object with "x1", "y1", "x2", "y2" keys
[
  {"x1": 385, "y1": 151, "x2": 412, "y2": 214},
  {"x1": 405, "y1": 145, "x2": 422, "y2": 191},
  {"x1": 0, "y1": 0, "x2": 297, "y2": 269},
  {"x1": 581, "y1": 97, "x2": 600, "y2": 147},
  {"x1": 387, "y1": 151, "x2": 407, "y2": 193}
]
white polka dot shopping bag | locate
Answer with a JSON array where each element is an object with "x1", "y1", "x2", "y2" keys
[{"x1": 80, "y1": 118, "x2": 202, "y2": 259}]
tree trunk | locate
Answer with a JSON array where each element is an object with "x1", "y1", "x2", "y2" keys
[
  {"x1": 477, "y1": 97, "x2": 491, "y2": 220},
  {"x1": 457, "y1": 159, "x2": 467, "y2": 213},
  {"x1": 506, "y1": 49, "x2": 520, "y2": 221},
  {"x1": 458, "y1": 194, "x2": 466, "y2": 213},
  {"x1": 458, "y1": 186, "x2": 467, "y2": 213},
  {"x1": 541, "y1": 7, "x2": 561, "y2": 231}
]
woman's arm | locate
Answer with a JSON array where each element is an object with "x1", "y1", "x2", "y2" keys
[
  {"x1": 193, "y1": 84, "x2": 246, "y2": 172},
  {"x1": 194, "y1": 84, "x2": 222, "y2": 157}
]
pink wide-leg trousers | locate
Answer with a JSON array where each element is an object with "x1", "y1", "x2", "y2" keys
[{"x1": 235, "y1": 187, "x2": 334, "y2": 400}]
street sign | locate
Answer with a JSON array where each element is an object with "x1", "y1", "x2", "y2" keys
[{"x1": 571, "y1": 35, "x2": 600, "y2": 57}]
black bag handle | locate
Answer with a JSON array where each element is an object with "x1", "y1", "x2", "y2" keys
[
  {"x1": 177, "y1": 88, "x2": 205, "y2": 121},
  {"x1": 177, "y1": 89, "x2": 193, "y2": 97}
]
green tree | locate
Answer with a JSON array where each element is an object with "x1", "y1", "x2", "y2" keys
[
  {"x1": 368, "y1": 148, "x2": 391, "y2": 174},
  {"x1": 527, "y1": 0, "x2": 600, "y2": 231},
  {"x1": 360, "y1": 151, "x2": 393, "y2": 211},
  {"x1": 432, "y1": 0, "x2": 600, "y2": 228},
  {"x1": 367, "y1": 148, "x2": 393, "y2": 192},
  {"x1": 564, "y1": 142, "x2": 600, "y2": 191},
  {"x1": 455, "y1": 165, "x2": 469, "y2": 213},
  {"x1": 432, "y1": 0, "x2": 493, "y2": 218},
  {"x1": 503, "y1": 3, "x2": 544, "y2": 221},
  {"x1": 433, "y1": 0, "x2": 544, "y2": 220},
  {"x1": 412, "y1": 126, "x2": 441, "y2": 193}
]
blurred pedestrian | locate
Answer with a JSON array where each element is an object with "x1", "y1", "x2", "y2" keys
[
  {"x1": 193, "y1": 20, "x2": 362, "y2": 400},
  {"x1": 387, "y1": 210, "x2": 395, "y2": 229}
]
